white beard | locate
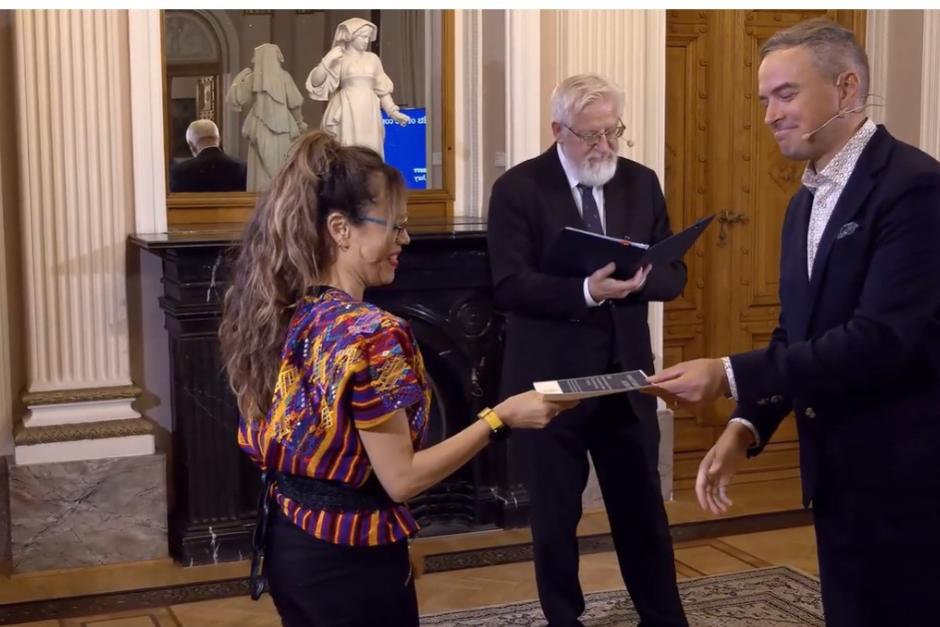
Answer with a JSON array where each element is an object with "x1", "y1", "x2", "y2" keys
[{"x1": 575, "y1": 154, "x2": 618, "y2": 187}]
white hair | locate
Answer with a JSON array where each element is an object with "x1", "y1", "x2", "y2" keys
[
  {"x1": 551, "y1": 74, "x2": 624, "y2": 127},
  {"x1": 185, "y1": 119, "x2": 220, "y2": 148}
]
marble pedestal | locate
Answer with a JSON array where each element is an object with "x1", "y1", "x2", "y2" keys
[{"x1": 9, "y1": 453, "x2": 168, "y2": 572}]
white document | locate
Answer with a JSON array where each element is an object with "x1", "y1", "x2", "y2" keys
[{"x1": 533, "y1": 370, "x2": 652, "y2": 401}]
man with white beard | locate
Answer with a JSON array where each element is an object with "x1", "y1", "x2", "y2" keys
[{"x1": 487, "y1": 74, "x2": 688, "y2": 627}]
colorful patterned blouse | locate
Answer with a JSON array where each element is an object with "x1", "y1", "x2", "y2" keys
[{"x1": 238, "y1": 288, "x2": 431, "y2": 546}]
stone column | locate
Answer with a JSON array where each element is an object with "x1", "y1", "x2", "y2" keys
[
  {"x1": 12, "y1": 9, "x2": 152, "y2": 463},
  {"x1": 9, "y1": 9, "x2": 165, "y2": 572}
]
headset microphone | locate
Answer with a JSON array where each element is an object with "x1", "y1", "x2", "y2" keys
[{"x1": 801, "y1": 104, "x2": 867, "y2": 141}]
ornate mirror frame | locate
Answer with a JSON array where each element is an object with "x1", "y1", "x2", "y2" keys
[{"x1": 160, "y1": 9, "x2": 456, "y2": 228}]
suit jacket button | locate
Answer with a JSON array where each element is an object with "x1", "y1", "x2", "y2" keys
[
  {"x1": 805, "y1": 407, "x2": 816, "y2": 419},
  {"x1": 770, "y1": 395, "x2": 783, "y2": 403}
]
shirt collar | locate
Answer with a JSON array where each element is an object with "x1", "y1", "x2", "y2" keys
[
  {"x1": 802, "y1": 118, "x2": 877, "y2": 192},
  {"x1": 556, "y1": 144, "x2": 582, "y2": 191}
]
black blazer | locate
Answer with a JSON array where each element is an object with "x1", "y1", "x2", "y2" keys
[
  {"x1": 729, "y1": 126, "x2": 940, "y2": 506},
  {"x1": 487, "y1": 146, "x2": 687, "y2": 421},
  {"x1": 169, "y1": 147, "x2": 247, "y2": 193}
]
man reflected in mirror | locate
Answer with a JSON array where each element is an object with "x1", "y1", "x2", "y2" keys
[{"x1": 170, "y1": 119, "x2": 247, "y2": 193}]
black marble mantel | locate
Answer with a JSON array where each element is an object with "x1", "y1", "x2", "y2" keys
[{"x1": 130, "y1": 219, "x2": 529, "y2": 565}]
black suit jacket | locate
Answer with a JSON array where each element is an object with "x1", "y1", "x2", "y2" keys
[
  {"x1": 729, "y1": 126, "x2": 940, "y2": 507},
  {"x1": 169, "y1": 147, "x2": 247, "y2": 193},
  {"x1": 487, "y1": 146, "x2": 687, "y2": 421}
]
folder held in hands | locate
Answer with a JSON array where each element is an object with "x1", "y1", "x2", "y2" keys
[{"x1": 545, "y1": 214, "x2": 715, "y2": 279}]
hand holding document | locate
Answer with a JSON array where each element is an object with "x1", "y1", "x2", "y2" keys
[
  {"x1": 545, "y1": 214, "x2": 715, "y2": 280},
  {"x1": 642, "y1": 358, "x2": 731, "y2": 407},
  {"x1": 588, "y1": 263, "x2": 651, "y2": 302},
  {"x1": 533, "y1": 370, "x2": 654, "y2": 401}
]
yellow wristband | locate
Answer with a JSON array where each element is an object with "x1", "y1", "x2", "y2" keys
[{"x1": 478, "y1": 407, "x2": 504, "y2": 431}]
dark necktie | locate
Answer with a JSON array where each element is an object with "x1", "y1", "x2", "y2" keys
[{"x1": 577, "y1": 183, "x2": 604, "y2": 234}]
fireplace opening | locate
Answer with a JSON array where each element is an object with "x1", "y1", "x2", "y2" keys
[
  {"x1": 386, "y1": 303, "x2": 499, "y2": 537},
  {"x1": 144, "y1": 230, "x2": 524, "y2": 565}
]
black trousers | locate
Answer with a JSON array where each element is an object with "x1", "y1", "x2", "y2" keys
[
  {"x1": 813, "y1": 482, "x2": 940, "y2": 627},
  {"x1": 514, "y1": 392, "x2": 687, "y2": 627},
  {"x1": 265, "y1": 510, "x2": 418, "y2": 627}
]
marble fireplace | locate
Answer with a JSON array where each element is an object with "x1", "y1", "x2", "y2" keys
[{"x1": 131, "y1": 221, "x2": 529, "y2": 565}]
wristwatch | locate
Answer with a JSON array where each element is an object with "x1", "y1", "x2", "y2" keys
[{"x1": 478, "y1": 407, "x2": 511, "y2": 441}]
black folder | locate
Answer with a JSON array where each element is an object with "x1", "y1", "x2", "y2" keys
[{"x1": 545, "y1": 214, "x2": 715, "y2": 279}]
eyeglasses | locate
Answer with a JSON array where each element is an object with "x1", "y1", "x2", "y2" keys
[
  {"x1": 562, "y1": 120, "x2": 626, "y2": 147},
  {"x1": 361, "y1": 216, "x2": 409, "y2": 238}
]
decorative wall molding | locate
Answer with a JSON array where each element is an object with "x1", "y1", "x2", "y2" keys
[
  {"x1": 14, "y1": 417, "x2": 154, "y2": 446},
  {"x1": 920, "y1": 10, "x2": 940, "y2": 159},
  {"x1": 129, "y1": 10, "x2": 168, "y2": 234},
  {"x1": 865, "y1": 10, "x2": 889, "y2": 126},
  {"x1": 454, "y1": 9, "x2": 484, "y2": 218},
  {"x1": 21, "y1": 384, "x2": 142, "y2": 407},
  {"x1": 505, "y1": 10, "x2": 542, "y2": 167},
  {"x1": 13, "y1": 435, "x2": 155, "y2": 466}
]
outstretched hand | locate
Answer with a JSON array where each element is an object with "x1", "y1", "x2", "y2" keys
[
  {"x1": 494, "y1": 390, "x2": 578, "y2": 430},
  {"x1": 643, "y1": 358, "x2": 729, "y2": 407}
]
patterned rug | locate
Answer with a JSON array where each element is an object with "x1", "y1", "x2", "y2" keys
[{"x1": 422, "y1": 566, "x2": 823, "y2": 626}]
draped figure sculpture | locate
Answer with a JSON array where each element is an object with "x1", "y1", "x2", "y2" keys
[
  {"x1": 306, "y1": 18, "x2": 411, "y2": 159},
  {"x1": 226, "y1": 43, "x2": 308, "y2": 191}
]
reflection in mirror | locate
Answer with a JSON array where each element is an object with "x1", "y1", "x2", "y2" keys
[
  {"x1": 164, "y1": 9, "x2": 443, "y2": 195},
  {"x1": 226, "y1": 42, "x2": 308, "y2": 191}
]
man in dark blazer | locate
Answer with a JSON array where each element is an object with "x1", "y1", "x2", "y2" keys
[
  {"x1": 169, "y1": 119, "x2": 247, "y2": 193},
  {"x1": 648, "y1": 19, "x2": 940, "y2": 627},
  {"x1": 488, "y1": 74, "x2": 688, "y2": 627}
]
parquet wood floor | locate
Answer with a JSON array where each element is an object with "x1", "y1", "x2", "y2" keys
[{"x1": 1, "y1": 477, "x2": 811, "y2": 626}]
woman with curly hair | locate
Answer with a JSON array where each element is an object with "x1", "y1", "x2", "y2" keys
[{"x1": 219, "y1": 130, "x2": 571, "y2": 626}]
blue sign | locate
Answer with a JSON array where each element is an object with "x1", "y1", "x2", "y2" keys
[{"x1": 382, "y1": 107, "x2": 427, "y2": 190}]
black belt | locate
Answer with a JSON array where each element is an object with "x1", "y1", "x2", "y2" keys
[
  {"x1": 248, "y1": 471, "x2": 395, "y2": 600},
  {"x1": 274, "y1": 471, "x2": 395, "y2": 511}
]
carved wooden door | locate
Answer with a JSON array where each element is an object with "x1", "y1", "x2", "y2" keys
[{"x1": 663, "y1": 10, "x2": 866, "y2": 485}]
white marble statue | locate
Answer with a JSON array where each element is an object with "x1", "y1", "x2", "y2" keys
[
  {"x1": 305, "y1": 18, "x2": 411, "y2": 159},
  {"x1": 226, "y1": 43, "x2": 308, "y2": 191}
]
